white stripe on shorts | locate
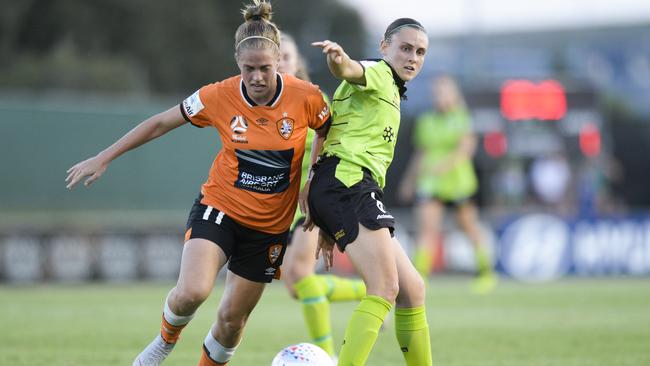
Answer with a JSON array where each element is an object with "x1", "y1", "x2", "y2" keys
[
  {"x1": 202, "y1": 206, "x2": 213, "y2": 220},
  {"x1": 215, "y1": 211, "x2": 224, "y2": 225}
]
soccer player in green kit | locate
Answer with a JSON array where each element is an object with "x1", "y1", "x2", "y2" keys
[
  {"x1": 399, "y1": 75, "x2": 497, "y2": 294},
  {"x1": 278, "y1": 33, "x2": 366, "y2": 360},
  {"x1": 302, "y1": 18, "x2": 432, "y2": 366}
]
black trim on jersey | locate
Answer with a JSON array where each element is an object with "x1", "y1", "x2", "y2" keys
[
  {"x1": 331, "y1": 121, "x2": 349, "y2": 126},
  {"x1": 180, "y1": 103, "x2": 191, "y2": 122},
  {"x1": 179, "y1": 103, "x2": 204, "y2": 128},
  {"x1": 365, "y1": 58, "x2": 408, "y2": 100},
  {"x1": 316, "y1": 116, "x2": 332, "y2": 137},
  {"x1": 241, "y1": 74, "x2": 283, "y2": 107},
  {"x1": 378, "y1": 97, "x2": 400, "y2": 112},
  {"x1": 332, "y1": 95, "x2": 352, "y2": 102}
]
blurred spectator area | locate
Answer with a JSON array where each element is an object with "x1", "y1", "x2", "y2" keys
[
  {"x1": 387, "y1": 23, "x2": 650, "y2": 216},
  {"x1": 0, "y1": 94, "x2": 216, "y2": 230}
]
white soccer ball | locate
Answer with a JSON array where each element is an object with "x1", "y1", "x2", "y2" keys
[{"x1": 271, "y1": 343, "x2": 334, "y2": 366}]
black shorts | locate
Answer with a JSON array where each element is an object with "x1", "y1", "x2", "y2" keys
[
  {"x1": 307, "y1": 156, "x2": 395, "y2": 252},
  {"x1": 185, "y1": 195, "x2": 288, "y2": 283}
]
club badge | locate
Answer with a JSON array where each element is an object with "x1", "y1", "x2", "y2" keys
[{"x1": 276, "y1": 117, "x2": 294, "y2": 140}]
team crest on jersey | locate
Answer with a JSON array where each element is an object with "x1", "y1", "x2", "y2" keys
[
  {"x1": 276, "y1": 117, "x2": 294, "y2": 140},
  {"x1": 268, "y1": 244, "x2": 283, "y2": 264}
]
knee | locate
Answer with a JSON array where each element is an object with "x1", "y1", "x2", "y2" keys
[
  {"x1": 367, "y1": 277, "x2": 399, "y2": 304},
  {"x1": 217, "y1": 307, "x2": 248, "y2": 336},
  {"x1": 173, "y1": 285, "x2": 211, "y2": 310},
  {"x1": 283, "y1": 278, "x2": 299, "y2": 299},
  {"x1": 283, "y1": 263, "x2": 311, "y2": 295},
  {"x1": 396, "y1": 274, "x2": 426, "y2": 307}
]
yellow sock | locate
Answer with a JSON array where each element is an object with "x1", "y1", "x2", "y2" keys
[
  {"x1": 338, "y1": 295, "x2": 392, "y2": 366},
  {"x1": 395, "y1": 306, "x2": 432, "y2": 366},
  {"x1": 317, "y1": 274, "x2": 366, "y2": 302},
  {"x1": 414, "y1": 245, "x2": 433, "y2": 278},
  {"x1": 475, "y1": 244, "x2": 493, "y2": 276},
  {"x1": 294, "y1": 275, "x2": 334, "y2": 356}
]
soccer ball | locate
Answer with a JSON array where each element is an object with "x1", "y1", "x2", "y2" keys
[{"x1": 271, "y1": 343, "x2": 334, "y2": 366}]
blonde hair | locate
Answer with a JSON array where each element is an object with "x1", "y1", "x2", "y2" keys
[
  {"x1": 280, "y1": 33, "x2": 311, "y2": 82},
  {"x1": 235, "y1": 1, "x2": 280, "y2": 55}
]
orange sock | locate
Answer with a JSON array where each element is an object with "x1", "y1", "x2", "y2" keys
[
  {"x1": 199, "y1": 347, "x2": 227, "y2": 366},
  {"x1": 200, "y1": 329, "x2": 237, "y2": 365},
  {"x1": 160, "y1": 314, "x2": 188, "y2": 344}
]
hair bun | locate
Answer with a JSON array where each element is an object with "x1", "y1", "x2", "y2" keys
[{"x1": 242, "y1": 0, "x2": 273, "y2": 22}]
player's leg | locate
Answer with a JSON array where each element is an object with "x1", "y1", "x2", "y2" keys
[
  {"x1": 414, "y1": 199, "x2": 444, "y2": 278},
  {"x1": 199, "y1": 271, "x2": 266, "y2": 366},
  {"x1": 393, "y1": 237, "x2": 432, "y2": 366},
  {"x1": 456, "y1": 201, "x2": 497, "y2": 294},
  {"x1": 133, "y1": 238, "x2": 227, "y2": 366},
  {"x1": 318, "y1": 274, "x2": 366, "y2": 302},
  {"x1": 200, "y1": 222, "x2": 288, "y2": 365},
  {"x1": 337, "y1": 225, "x2": 397, "y2": 366},
  {"x1": 283, "y1": 228, "x2": 336, "y2": 355}
]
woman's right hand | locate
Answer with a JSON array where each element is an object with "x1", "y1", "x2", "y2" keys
[
  {"x1": 311, "y1": 40, "x2": 364, "y2": 84},
  {"x1": 315, "y1": 229, "x2": 336, "y2": 271},
  {"x1": 65, "y1": 155, "x2": 108, "y2": 189},
  {"x1": 312, "y1": 40, "x2": 348, "y2": 65}
]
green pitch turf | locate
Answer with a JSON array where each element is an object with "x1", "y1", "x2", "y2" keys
[{"x1": 1, "y1": 277, "x2": 649, "y2": 365}]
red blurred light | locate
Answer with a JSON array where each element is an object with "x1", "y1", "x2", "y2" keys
[
  {"x1": 484, "y1": 131, "x2": 508, "y2": 158},
  {"x1": 580, "y1": 122, "x2": 601, "y2": 157},
  {"x1": 500, "y1": 79, "x2": 567, "y2": 121}
]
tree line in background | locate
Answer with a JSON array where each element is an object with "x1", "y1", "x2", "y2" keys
[{"x1": 0, "y1": 0, "x2": 366, "y2": 96}]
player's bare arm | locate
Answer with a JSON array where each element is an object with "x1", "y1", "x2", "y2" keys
[
  {"x1": 312, "y1": 40, "x2": 365, "y2": 85},
  {"x1": 300, "y1": 124, "x2": 328, "y2": 231}
]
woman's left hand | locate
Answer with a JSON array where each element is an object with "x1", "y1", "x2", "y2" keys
[{"x1": 299, "y1": 180, "x2": 315, "y2": 232}]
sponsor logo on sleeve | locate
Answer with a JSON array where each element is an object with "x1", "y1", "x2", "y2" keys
[
  {"x1": 182, "y1": 90, "x2": 204, "y2": 117},
  {"x1": 318, "y1": 105, "x2": 330, "y2": 121}
]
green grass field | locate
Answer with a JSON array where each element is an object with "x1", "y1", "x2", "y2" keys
[{"x1": 1, "y1": 277, "x2": 649, "y2": 366}]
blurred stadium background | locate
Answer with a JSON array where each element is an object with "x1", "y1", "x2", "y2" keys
[{"x1": 1, "y1": 1, "x2": 649, "y2": 365}]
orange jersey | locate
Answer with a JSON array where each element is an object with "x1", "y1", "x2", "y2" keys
[{"x1": 181, "y1": 74, "x2": 329, "y2": 234}]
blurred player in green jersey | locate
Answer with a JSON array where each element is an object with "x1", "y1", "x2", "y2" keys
[{"x1": 399, "y1": 75, "x2": 497, "y2": 294}]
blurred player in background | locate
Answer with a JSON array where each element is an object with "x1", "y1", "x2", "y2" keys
[
  {"x1": 307, "y1": 18, "x2": 432, "y2": 366},
  {"x1": 278, "y1": 33, "x2": 366, "y2": 359},
  {"x1": 399, "y1": 75, "x2": 497, "y2": 294},
  {"x1": 66, "y1": 2, "x2": 331, "y2": 365}
]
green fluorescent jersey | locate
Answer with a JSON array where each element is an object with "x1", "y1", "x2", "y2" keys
[
  {"x1": 322, "y1": 60, "x2": 403, "y2": 188},
  {"x1": 414, "y1": 107, "x2": 478, "y2": 200}
]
